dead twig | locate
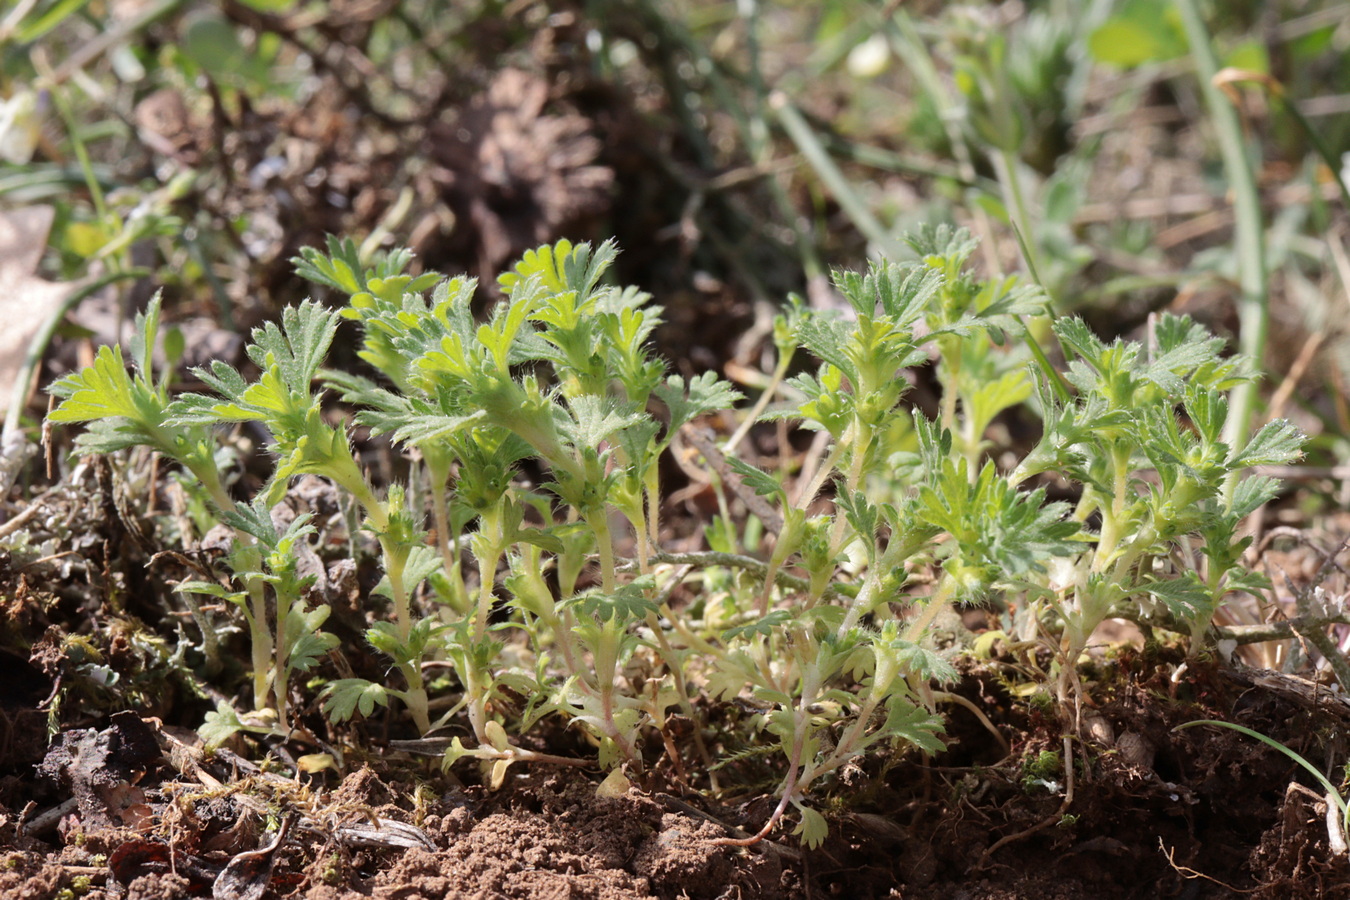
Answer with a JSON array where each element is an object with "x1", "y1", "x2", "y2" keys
[
  {"x1": 681, "y1": 425, "x2": 784, "y2": 534},
  {"x1": 0, "y1": 485, "x2": 62, "y2": 539}
]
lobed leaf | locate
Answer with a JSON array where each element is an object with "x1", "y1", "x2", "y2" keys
[
  {"x1": 1228, "y1": 419, "x2": 1304, "y2": 469},
  {"x1": 323, "y1": 679, "x2": 391, "y2": 723},
  {"x1": 655, "y1": 372, "x2": 744, "y2": 434}
]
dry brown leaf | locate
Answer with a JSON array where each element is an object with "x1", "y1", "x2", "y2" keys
[{"x1": 0, "y1": 205, "x2": 86, "y2": 417}]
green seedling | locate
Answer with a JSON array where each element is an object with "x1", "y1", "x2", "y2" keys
[
  {"x1": 1009, "y1": 313, "x2": 1303, "y2": 706},
  {"x1": 47, "y1": 227, "x2": 1298, "y2": 848}
]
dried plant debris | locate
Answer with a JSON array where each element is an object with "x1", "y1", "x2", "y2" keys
[
  {"x1": 429, "y1": 68, "x2": 614, "y2": 281},
  {"x1": 0, "y1": 206, "x2": 93, "y2": 494},
  {"x1": 108, "y1": 838, "x2": 222, "y2": 894},
  {"x1": 34, "y1": 711, "x2": 162, "y2": 833},
  {"x1": 210, "y1": 813, "x2": 294, "y2": 900},
  {"x1": 133, "y1": 88, "x2": 204, "y2": 166}
]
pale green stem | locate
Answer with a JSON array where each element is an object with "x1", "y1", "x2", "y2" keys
[
  {"x1": 248, "y1": 583, "x2": 271, "y2": 713},
  {"x1": 587, "y1": 511, "x2": 619, "y2": 595},
  {"x1": 902, "y1": 577, "x2": 958, "y2": 645},
  {"x1": 643, "y1": 603, "x2": 719, "y2": 788},
  {"x1": 992, "y1": 149, "x2": 1043, "y2": 281},
  {"x1": 330, "y1": 469, "x2": 388, "y2": 533},
  {"x1": 750, "y1": 637, "x2": 784, "y2": 695},
  {"x1": 794, "y1": 435, "x2": 848, "y2": 510},
  {"x1": 657, "y1": 602, "x2": 720, "y2": 658},
  {"x1": 382, "y1": 542, "x2": 413, "y2": 641},
  {"x1": 401, "y1": 677, "x2": 431, "y2": 735},
  {"x1": 463, "y1": 664, "x2": 490, "y2": 744},
  {"x1": 273, "y1": 586, "x2": 291, "y2": 726},
  {"x1": 190, "y1": 465, "x2": 274, "y2": 713},
  {"x1": 645, "y1": 469, "x2": 661, "y2": 550},
  {"x1": 552, "y1": 608, "x2": 586, "y2": 675},
  {"x1": 961, "y1": 410, "x2": 981, "y2": 476},
  {"x1": 1175, "y1": 0, "x2": 1268, "y2": 475},
  {"x1": 729, "y1": 651, "x2": 825, "y2": 846},
  {"x1": 339, "y1": 469, "x2": 432, "y2": 731},
  {"x1": 195, "y1": 469, "x2": 235, "y2": 518},
  {"x1": 756, "y1": 541, "x2": 793, "y2": 616},
  {"x1": 471, "y1": 563, "x2": 499, "y2": 646},
  {"x1": 579, "y1": 503, "x2": 637, "y2": 763},
  {"x1": 623, "y1": 490, "x2": 652, "y2": 577},
  {"x1": 1092, "y1": 445, "x2": 1131, "y2": 572},
  {"x1": 938, "y1": 335, "x2": 962, "y2": 436},
  {"x1": 815, "y1": 683, "x2": 889, "y2": 779},
  {"x1": 838, "y1": 573, "x2": 880, "y2": 642},
  {"x1": 429, "y1": 477, "x2": 458, "y2": 592},
  {"x1": 537, "y1": 606, "x2": 628, "y2": 755},
  {"x1": 323, "y1": 449, "x2": 432, "y2": 729},
  {"x1": 380, "y1": 541, "x2": 431, "y2": 733},
  {"x1": 725, "y1": 349, "x2": 793, "y2": 455},
  {"x1": 829, "y1": 419, "x2": 871, "y2": 556},
  {"x1": 593, "y1": 626, "x2": 639, "y2": 765}
]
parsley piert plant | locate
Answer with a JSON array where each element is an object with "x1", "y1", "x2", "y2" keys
[
  {"x1": 47, "y1": 229, "x2": 1301, "y2": 848},
  {"x1": 295, "y1": 238, "x2": 746, "y2": 775},
  {"x1": 1009, "y1": 313, "x2": 1304, "y2": 705}
]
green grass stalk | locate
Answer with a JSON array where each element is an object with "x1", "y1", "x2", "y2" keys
[{"x1": 1174, "y1": 0, "x2": 1269, "y2": 465}]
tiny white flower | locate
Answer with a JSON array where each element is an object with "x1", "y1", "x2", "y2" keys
[
  {"x1": 847, "y1": 34, "x2": 891, "y2": 79},
  {"x1": 0, "y1": 87, "x2": 42, "y2": 165},
  {"x1": 1047, "y1": 554, "x2": 1087, "y2": 593}
]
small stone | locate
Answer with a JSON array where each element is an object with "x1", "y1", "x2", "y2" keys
[
  {"x1": 1083, "y1": 713, "x2": 1114, "y2": 747},
  {"x1": 1117, "y1": 731, "x2": 1156, "y2": 770}
]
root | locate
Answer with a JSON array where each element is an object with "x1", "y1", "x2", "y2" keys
[{"x1": 977, "y1": 733, "x2": 1076, "y2": 869}]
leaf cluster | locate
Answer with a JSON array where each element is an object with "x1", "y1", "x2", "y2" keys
[{"x1": 45, "y1": 227, "x2": 1301, "y2": 850}]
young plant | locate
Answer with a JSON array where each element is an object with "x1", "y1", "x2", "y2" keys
[
  {"x1": 188, "y1": 501, "x2": 338, "y2": 742},
  {"x1": 300, "y1": 238, "x2": 742, "y2": 770},
  {"x1": 46, "y1": 295, "x2": 281, "y2": 714},
  {"x1": 699, "y1": 232, "x2": 1077, "y2": 846},
  {"x1": 48, "y1": 286, "x2": 437, "y2": 733},
  {"x1": 47, "y1": 227, "x2": 1298, "y2": 850},
  {"x1": 47, "y1": 295, "x2": 231, "y2": 511},
  {"x1": 1009, "y1": 313, "x2": 1303, "y2": 705}
]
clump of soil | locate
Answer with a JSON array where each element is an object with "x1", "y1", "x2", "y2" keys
[{"x1": 3, "y1": 652, "x2": 1349, "y2": 899}]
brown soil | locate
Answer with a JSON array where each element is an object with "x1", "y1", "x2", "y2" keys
[{"x1": 4, "y1": 646, "x2": 1350, "y2": 900}]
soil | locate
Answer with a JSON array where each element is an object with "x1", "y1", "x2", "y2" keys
[{"x1": 5, "y1": 616, "x2": 1350, "y2": 900}]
